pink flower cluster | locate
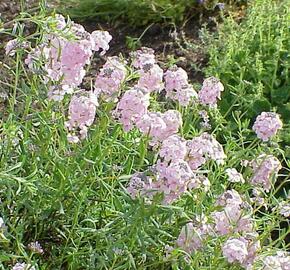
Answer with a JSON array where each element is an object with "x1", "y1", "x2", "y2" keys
[
  {"x1": 278, "y1": 201, "x2": 290, "y2": 218},
  {"x1": 250, "y1": 154, "x2": 281, "y2": 192},
  {"x1": 27, "y1": 241, "x2": 44, "y2": 254},
  {"x1": 114, "y1": 88, "x2": 150, "y2": 131},
  {"x1": 131, "y1": 47, "x2": 198, "y2": 105},
  {"x1": 159, "y1": 135, "x2": 187, "y2": 162},
  {"x1": 199, "y1": 110, "x2": 211, "y2": 129},
  {"x1": 126, "y1": 173, "x2": 152, "y2": 199},
  {"x1": 65, "y1": 90, "x2": 99, "y2": 143},
  {"x1": 131, "y1": 48, "x2": 164, "y2": 93},
  {"x1": 262, "y1": 251, "x2": 290, "y2": 270},
  {"x1": 94, "y1": 56, "x2": 127, "y2": 99},
  {"x1": 186, "y1": 133, "x2": 226, "y2": 170},
  {"x1": 24, "y1": 14, "x2": 112, "y2": 101},
  {"x1": 222, "y1": 235, "x2": 260, "y2": 268},
  {"x1": 126, "y1": 131, "x2": 223, "y2": 203},
  {"x1": 131, "y1": 47, "x2": 155, "y2": 69},
  {"x1": 176, "y1": 217, "x2": 212, "y2": 253},
  {"x1": 164, "y1": 66, "x2": 197, "y2": 106},
  {"x1": 152, "y1": 159, "x2": 196, "y2": 203},
  {"x1": 136, "y1": 110, "x2": 182, "y2": 144},
  {"x1": 253, "y1": 112, "x2": 282, "y2": 141},
  {"x1": 137, "y1": 64, "x2": 164, "y2": 93},
  {"x1": 211, "y1": 190, "x2": 262, "y2": 269},
  {"x1": 226, "y1": 168, "x2": 245, "y2": 183},
  {"x1": 198, "y1": 77, "x2": 224, "y2": 106},
  {"x1": 212, "y1": 190, "x2": 253, "y2": 235}
]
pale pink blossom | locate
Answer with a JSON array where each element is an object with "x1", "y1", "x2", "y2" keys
[
  {"x1": 253, "y1": 112, "x2": 282, "y2": 141},
  {"x1": 136, "y1": 110, "x2": 182, "y2": 143},
  {"x1": 215, "y1": 189, "x2": 243, "y2": 207},
  {"x1": 94, "y1": 56, "x2": 127, "y2": 99},
  {"x1": 222, "y1": 238, "x2": 249, "y2": 263},
  {"x1": 137, "y1": 64, "x2": 164, "y2": 93},
  {"x1": 131, "y1": 47, "x2": 156, "y2": 69},
  {"x1": 177, "y1": 219, "x2": 212, "y2": 253},
  {"x1": 159, "y1": 135, "x2": 187, "y2": 162},
  {"x1": 115, "y1": 88, "x2": 150, "y2": 131},
  {"x1": 250, "y1": 154, "x2": 281, "y2": 192},
  {"x1": 28, "y1": 241, "x2": 43, "y2": 254},
  {"x1": 263, "y1": 252, "x2": 290, "y2": 270},
  {"x1": 278, "y1": 201, "x2": 290, "y2": 218},
  {"x1": 212, "y1": 208, "x2": 253, "y2": 235},
  {"x1": 152, "y1": 159, "x2": 195, "y2": 203},
  {"x1": 212, "y1": 190, "x2": 253, "y2": 235},
  {"x1": 223, "y1": 236, "x2": 260, "y2": 268},
  {"x1": 226, "y1": 168, "x2": 245, "y2": 183},
  {"x1": 199, "y1": 110, "x2": 211, "y2": 129},
  {"x1": 164, "y1": 66, "x2": 197, "y2": 106},
  {"x1": 198, "y1": 77, "x2": 224, "y2": 106},
  {"x1": 25, "y1": 16, "x2": 112, "y2": 100},
  {"x1": 127, "y1": 173, "x2": 152, "y2": 199},
  {"x1": 186, "y1": 133, "x2": 226, "y2": 169},
  {"x1": 90, "y1": 30, "x2": 112, "y2": 55},
  {"x1": 65, "y1": 90, "x2": 98, "y2": 142}
]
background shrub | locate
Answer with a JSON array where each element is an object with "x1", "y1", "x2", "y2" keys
[
  {"x1": 58, "y1": 0, "x2": 248, "y2": 26},
  {"x1": 202, "y1": 0, "x2": 290, "y2": 145}
]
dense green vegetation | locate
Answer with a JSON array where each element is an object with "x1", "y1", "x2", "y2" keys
[
  {"x1": 59, "y1": 0, "x2": 247, "y2": 26},
  {"x1": 203, "y1": 0, "x2": 290, "y2": 146}
]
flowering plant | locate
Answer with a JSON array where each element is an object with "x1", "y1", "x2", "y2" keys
[{"x1": 1, "y1": 8, "x2": 289, "y2": 270}]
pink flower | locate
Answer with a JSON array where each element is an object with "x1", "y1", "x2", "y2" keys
[
  {"x1": 65, "y1": 90, "x2": 98, "y2": 142},
  {"x1": 278, "y1": 201, "x2": 290, "y2": 218},
  {"x1": 215, "y1": 189, "x2": 243, "y2": 207},
  {"x1": 212, "y1": 190, "x2": 253, "y2": 235},
  {"x1": 186, "y1": 133, "x2": 226, "y2": 170},
  {"x1": 126, "y1": 173, "x2": 152, "y2": 199},
  {"x1": 223, "y1": 235, "x2": 260, "y2": 268},
  {"x1": 177, "y1": 219, "x2": 212, "y2": 253},
  {"x1": 159, "y1": 135, "x2": 187, "y2": 162},
  {"x1": 137, "y1": 64, "x2": 164, "y2": 93},
  {"x1": 28, "y1": 241, "x2": 43, "y2": 254},
  {"x1": 115, "y1": 88, "x2": 150, "y2": 131},
  {"x1": 25, "y1": 16, "x2": 112, "y2": 101},
  {"x1": 164, "y1": 66, "x2": 197, "y2": 106},
  {"x1": 198, "y1": 77, "x2": 224, "y2": 106},
  {"x1": 94, "y1": 57, "x2": 127, "y2": 99},
  {"x1": 263, "y1": 252, "x2": 290, "y2": 270},
  {"x1": 136, "y1": 110, "x2": 182, "y2": 143},
  {"x1": 222, "y1": 238, "x2": 249, "y2": 263},
  {"x1": 131, "y1": 47, "x2": 156, "y2": 69},
  {"x1": 253, "y1": 112, "x2": 282, "y2": 141},
  {"x1": 225, "y1": 168, "x2": 245, "y2": 183},
  {"x1": 151, "y1": 159, "x2": 195, "y2": 203},
  {"x1": 90, "y1": 30, "x2": 112, "y2": 55},
  {"x1": 250, "y1": 154, "x2": 281, "y2": 192}
]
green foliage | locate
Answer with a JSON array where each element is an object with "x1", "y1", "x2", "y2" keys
[
  {"x1": 58, "y1": 0, "x2": 248, "y2": 26},
  {"x1": 58, "y1": 0, "x2": 195, "y2": 26},
  {"x1": 203, "y1": 0, "x2": 290, "y2": 144}
]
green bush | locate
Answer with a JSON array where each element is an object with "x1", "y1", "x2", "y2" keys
[
  {"x1": 58, "y1": 0, "x2": 247, "y2": 26},
  {"x1": 203, "y1": 0, "x2": 290, "y2": 144},
  {"x1": 58, "y1": 0, "x2": 194, "y2": 25}
]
